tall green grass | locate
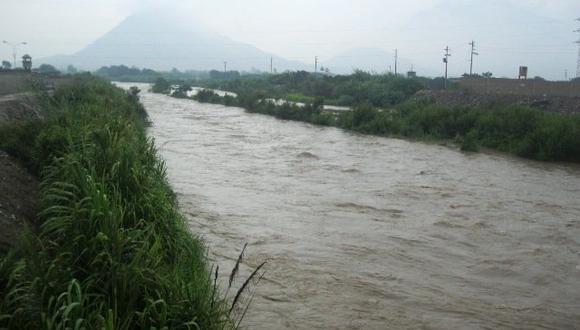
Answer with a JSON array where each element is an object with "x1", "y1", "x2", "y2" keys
[{"x1": 0, "y1": 77, "x2": 234, "y2": 329}]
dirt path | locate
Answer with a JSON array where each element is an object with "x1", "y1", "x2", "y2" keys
[{"x1": 0, "y1": 93, "x2": 30, "y2": 102}]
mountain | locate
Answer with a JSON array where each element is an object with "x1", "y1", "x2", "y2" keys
[
  {"x1": 322, "y1": 47, "x2": 437, "y2": 76},
  {"x1": 41, "y1": 9, "x2": 308, "y2": 72},
  {"x1": 396, "y1": 0, "x2": 575, "y2": 80}
]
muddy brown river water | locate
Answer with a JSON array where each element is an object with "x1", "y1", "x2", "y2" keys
[{"x1": 119, "y1": 83, "x2": 580, "y2": 329}]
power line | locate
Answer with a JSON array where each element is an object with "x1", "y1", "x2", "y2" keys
[{"x1": 469, "y1": 40, "x2": 478, "y2": 76}]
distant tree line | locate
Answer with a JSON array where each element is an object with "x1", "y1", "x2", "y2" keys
[
  {"x1": 196, "y1": 70, "x2": 445, "y2": 108},
  {"x1": 208, "y1": 70, "x2": 241, "y2": 80},
  {"x1": 150, "y1": 69, "x2": 463, "y2": 108},
  {"x1": 94, "y1": 66, "x2": 212, "y2": 82},
  {"x1": 95, "y1": 65, "x2": 160, "y2": 82}
]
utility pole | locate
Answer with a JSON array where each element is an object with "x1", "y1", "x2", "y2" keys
[
  {"x1": 270, "y1": 57, "x2": 273, "y2": 74},
  {"x1": 223, "y1": 61, "x2": 227, "y2": 73},
  {"x1": 469, "y1": 40, "x2": 478, "y2": 76},
  {"x1": 443, "y1": 46, "x2": 451, "y2": 89},
  {"x1": 394, "y1": 49, "x2": 398, "y2": 76},
  {"x1": 575, "y1": 18, "x2": 580, "y2": 78},
  {"x1": 2, "y1": 40, "x2": 27, "y2": 68},
  {"x1": 314, "y1": 56, "x2": 318, "y2": 73}
]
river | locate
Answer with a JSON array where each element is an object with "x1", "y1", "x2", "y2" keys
[{"x1": 119, "y1": 83, "x2": 580, "y2": 329}]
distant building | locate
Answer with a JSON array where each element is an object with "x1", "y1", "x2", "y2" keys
[{"x1": 407, "y1": 70, "x2": 417, "y2": 78}]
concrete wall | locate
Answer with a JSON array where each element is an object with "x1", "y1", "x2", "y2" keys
[{"x1": 458, "y1": 77, "x2": 580, "y2": 98}]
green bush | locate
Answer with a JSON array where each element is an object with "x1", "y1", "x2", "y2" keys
[
  {"x1": 151, "y1": 77, "x2": 171, "y2": 94},
  {"x1": 460, "y1": 130, "x2": 480, "y2": 152}
]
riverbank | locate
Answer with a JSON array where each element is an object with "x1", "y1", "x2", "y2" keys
[
  {"x1": 163, "y1": 86, "x2": 580, "y2": 163},
  {"x1": 0, "y1": 76, "x2": 232, "y2": 329}
]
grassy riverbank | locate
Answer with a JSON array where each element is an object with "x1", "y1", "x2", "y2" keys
[
  {"x1": 0, "y1": 77, "x2": 232, "y2": 329},
  {"x1": 181, "y1": 88, "x2": 580, "y2": 162}
]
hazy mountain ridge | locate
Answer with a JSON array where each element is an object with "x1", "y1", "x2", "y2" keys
[
  {"x1": 41, "y1": 9, "x2": 309, "y2": 72},
  {"x1": 39, "y1": 1, "x2": 577, "y2": 79}
]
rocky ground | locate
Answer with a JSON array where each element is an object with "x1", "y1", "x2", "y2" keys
[{"x1": 414, "y1": 90, "x2": 580, "y2": 114}]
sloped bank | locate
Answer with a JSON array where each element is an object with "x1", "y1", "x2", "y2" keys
[
  {"x1": 0, "y1": 93, "x2": 42, "y2": 254},
  {"x1": 0, "y1": 77, "x2": 232, "y2": 329},
  {"x1": 0, "y1": 150, "x2": 40, "y2": 253}
]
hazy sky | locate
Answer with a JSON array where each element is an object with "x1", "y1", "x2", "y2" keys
[{"x1": 1, "y1": 0, "x2": 579, "y2": 78}]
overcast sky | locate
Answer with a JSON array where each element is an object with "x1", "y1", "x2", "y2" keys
[{"x1": 1, "y1": 0, "x2": 579, "y2": 78}]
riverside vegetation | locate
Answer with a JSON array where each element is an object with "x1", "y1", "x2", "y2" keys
[
  {"x1": 154, "y1": 75, "x2": 580, "y2": 163},
  {"x1": 0, "y1": 76, "x2": 258, "y2": 329}
]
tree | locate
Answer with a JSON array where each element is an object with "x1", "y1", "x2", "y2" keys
[
  {"x1": 38, "y1": 64, "x2": 59, "y2": 75},
  {"x1": 482, "y1": 71, "x2": 493, "y2": 78},
  {"x1": 66, "y1": 65, "x2": 78, "y2": 74},
  {"x1": 1, "y1": 61, "x2": 11, "y2": 70},
  {"x1": 152, "y1": 77, "x2": 171, "y2": 94},
  {"x1": 429, "y1": 77, "x2": 445, "y2": 90}
]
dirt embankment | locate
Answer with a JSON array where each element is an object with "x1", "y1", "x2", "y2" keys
[
  {"x1": 0, "y1": 94, "x2": 41, "y2": 124},
  {"x1": 0, "y1": 151, "x2": 40, "y2": 253},
  {"x1": 414, "y1": 90, "x2": 580, "y2": 114},
  {"x1": 0, "y1": 73, "x2": 44, "y2": 253}
]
